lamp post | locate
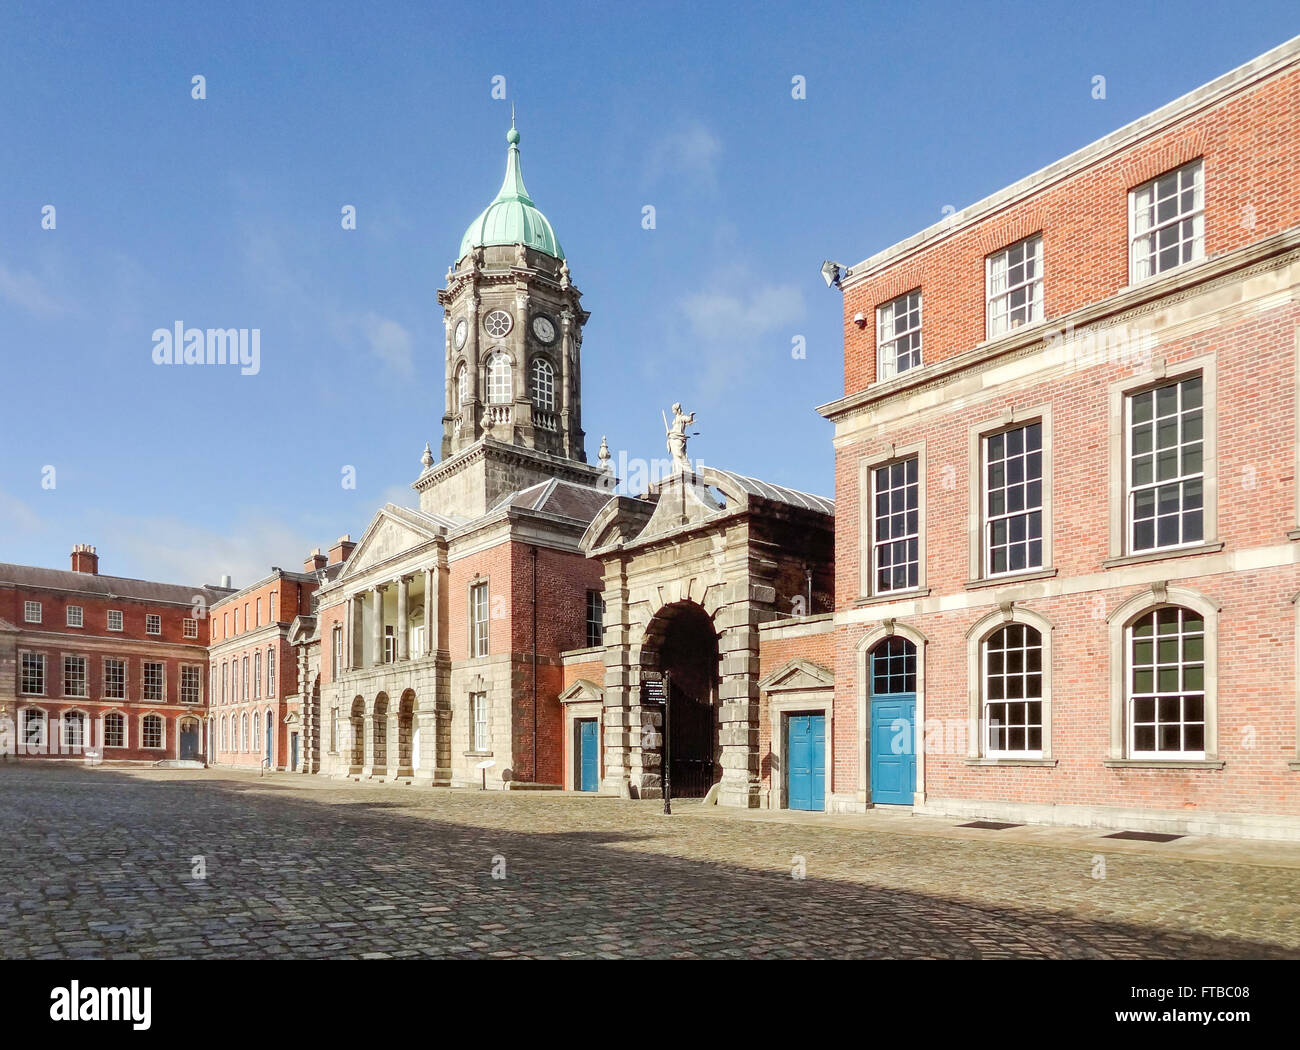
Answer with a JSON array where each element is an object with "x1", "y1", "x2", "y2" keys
[{"x1": 662, "y1": 671, "x2": 672, "y2": 815}]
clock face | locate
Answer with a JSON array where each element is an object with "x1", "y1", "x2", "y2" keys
[
  {"x1": 454, "y1": 319, "x2": 467, "y2": 349},
  {"x1": 484, "y1": 309, "x2": 513, "y2": 338},
  {"x1": 531, "y1": 314, "x2": 557, "y2": 344}
]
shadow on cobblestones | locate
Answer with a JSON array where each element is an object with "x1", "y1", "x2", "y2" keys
[{"x1": 0, "y1": 765, "x2": 1295, "y2": 960}]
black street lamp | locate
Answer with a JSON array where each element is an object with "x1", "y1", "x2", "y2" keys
[{"x1": 662, "y1": 671, "x2": 672, "y2": 815}]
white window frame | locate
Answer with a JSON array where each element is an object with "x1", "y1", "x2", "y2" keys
[
  {"x1": 470, "y1": 581, "x2": 489, "y2": 658},
  {"x1": 63, "y1": 654, "x2": 88, "y2": 698},
  {"x1": 456, "y1": 363, "x2": 469, "y2": 410},
  {"x1": 1126, "y1": 606, "x2": 1207, "y2": 760},
  {"x1": 183, "y1": 618, "x2": 198, "y2": 639},
  {"x1": 530, "y1": 357, "x2": 555, "y2": 412},
  {"x1": 985, "y1": 235, "x2": 1043, "y2": 339},
  {"x1": 104, "y1": 712, "x2": 126, "y2": 749},
  {"x1": 140, "y1": 714, "x2": 164, "y2": 750},
  {"x1": 870, "y1": 455, "x2": 921, "y2": 595},
  {"x1": 332, "y1": 626, "x2": 343, "y2": 677},
  {"x1": 104, "y1": 657, "x2": 126, "y2": 700},
  {"x1": 471, "y1": 692, "x2": 489, "y2": 752},
  {"x1": 267, "y1": 648, "x2": 275, "y2": 698},
  {"x1": 20, "y1": 651, "x2": 45, "y2": 695},
  {"x1": 107, "y1": 609, "x2": 123, "y2": 632},
  {"x1": 1126, "y1": 374, "x2": 1205, "y2": 556},
  {"x1": 142, "y1": 661, "x2": 165, "y2": 703},
  {"x1": 983, "y1": 421, "x2": 1045, "y2": 577},
  {"x1": 486, "y1": 351, "x2": 512, "y2": 404},
  {"x1": 66, "y1": 605, "x2": 83, "y2": 628},
  {"x1": 62, "y1": 710, "x2": 88, "y2": 750},
  {"x1": 21, "y1": 707, "x2": 47, "y2": 750},
  {"x1": 875, "y1": 290, "x2": 922, "y2": 381},
  {"x1": 254, "y1": 651, "x2": 262, "y2": 698},
  {"x1": 180, "y1": 665, "x2": 202, "y2": 705},
  {"x1": 24, "y1": 601, "x2": 41, "y2": 624},
  {"x1": 1128, "y1": 160, "x2": 1204, "y2": 284},
  {"x1": 982, "y1": 624, "x2": 1045, "y2": 758},
  {"x1": 145, "y1": 613, "x2": 162, "y2": 636},
  {"x1": 586, "y1": 590, "x2": 604, "y2": 649}
]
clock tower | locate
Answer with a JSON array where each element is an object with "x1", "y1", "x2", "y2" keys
[{"x1": 418, "y1": 122, "x2": 607, "y2": 519}]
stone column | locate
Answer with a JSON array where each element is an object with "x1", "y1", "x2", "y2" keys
[
  {"x1": 343, "y1": 596, "x2": 353, "y2": 671},
  {"x1": 716, "y1": 601, "x2": 762, "y2": 809},
  {"x1": 424, "y1": 567, "x2": 435, "y2": 655},
  {"x1": 397, "y1": 576, "x2": 410, "y2": 662},
  {"x1": 371, "y1": 586, "x2": 385, "y2": 666}
]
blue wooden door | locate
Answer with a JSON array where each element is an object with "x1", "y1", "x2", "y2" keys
[
  {"x1": 786, "y1": 714, "x2": 826, "y2": 811},
  {"x1": 870, "y1": 696, "x2": 916, "y2": 804},
  {"x1": 578, "y1": 719, "x2": 599, "y2": 792}
]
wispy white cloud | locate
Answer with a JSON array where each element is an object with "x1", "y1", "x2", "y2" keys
[
  {"x1": 360, "y1": 313, "x2": 415, "y2": 376},
  {"x1": 0, "y1": 262, "x2": 61, "y2": 317},
  {"x1": 645, "y1": 121, "x2": 722, "y2": 187},
  {"x1": 680, "y1": 282, "x2": 805, "y2": 343},
  {"x1": 0, "y1": 488, "x2": 42, "y2": 533}
]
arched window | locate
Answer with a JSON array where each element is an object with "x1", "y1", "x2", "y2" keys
[
  {"x1": 141, "y1": 714, "x2": 163, "y2": 750},
  {"x1": 1128, "y1": 606, "x2": 1205, "y2": 757},
  {"x1": 983, "y1": 624, "x2": 1043, "y2": 755},
  {"x1": 253, "y1": 710, "x2": 262, "y2": 752},
  {"x1": 486, "y1": 351, "x2": 512, "y2": 404},
  {"x1": 221, "y1": 662, "x2": 227, "y2": 703},
  {"x1": 63, "y1": 711, "x2": 87, "y2": 750},
  {"x1": 456, "y1": 363, "x2": 468, "y2": 410},
  {"x1": 220, "y1": 716, "x2": 228, "y2": 751},
  {"x1": 870, "y1": 636, "x2": 916, "y2": 696},
  {"x1": 105, "y1": 712, "x2": 125, "y2": 749},
  {"x1": 530, "y1": 357, "x2": 555, "y2": 412},
  {"x1": 241, "y1": 713, "x2": 249, "y2": 752}
]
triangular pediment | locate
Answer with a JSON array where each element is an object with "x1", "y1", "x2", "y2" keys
[
  {"x1": 339, "y1": 505, "x2": 445, "y2": 581},
  {"x1": 758, "y1": 658, "x2": 834, "y2": 693},
  {"x1": 559, "y1": 678, "x2": 604, "y2": 704}
]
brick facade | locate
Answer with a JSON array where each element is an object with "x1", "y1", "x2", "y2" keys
[{"x1": 822, "y1": 38, "x2": 1300, "y2": 837}]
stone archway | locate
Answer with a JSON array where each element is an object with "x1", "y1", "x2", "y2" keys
[
  {"x1": 398, "y1": 690, "x2": 416, "y2": 776},
  {"x1": 372, "y1": 693, "x2": 390, "y2": 775},
  {"x1": 641, "y1": 601, "x2": 720, "y2": 798},
  {"x1": 349, "y1": 697, "x2": 365, "y2": 773}
]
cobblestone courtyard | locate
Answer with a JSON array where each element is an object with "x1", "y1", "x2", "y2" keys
[{"x1": 1, "y1": 764, "x2": 1297, "y2": 959}]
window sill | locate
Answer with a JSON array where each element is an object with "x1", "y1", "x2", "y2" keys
[
  {"x1": 464, "y1": 750, "x2": 494, "y2": 758},
  {"x1": 964, "y1": 757, "x2": 1058, "y2": 767},
  {"x1": 854, "y1": 587, "x2": 931, "y2": 608},
  {"x1": 1287, "y1": 529, "x2": 1300, "y2": 541},
  {"x1": 1103, "y1": 758, "x2": 1224, "y2": 769},
  {"x1": 1102, "y1": 541, "x2": 1223, "y2": 569},
  {"x1": 965, "y1": 568, "x2": 1058, "y2": 590},
  {"x1": 1288, "y1": 759, "x2": 1300, "y2": 771}
]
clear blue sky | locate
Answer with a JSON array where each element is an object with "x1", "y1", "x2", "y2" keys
[{"x1": 1, "y1": 1, "x2": 1296, "y2": 587}]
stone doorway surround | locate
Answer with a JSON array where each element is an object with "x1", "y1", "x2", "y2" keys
[{"x1": 758, "y1": 658, "x2": 834, "y2": 811}]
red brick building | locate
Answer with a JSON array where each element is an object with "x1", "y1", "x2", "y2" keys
[
  {"x1": 0, "y1": 546, "x2": 231, "y2": 764},
  {"x1": 819, "y1": 37, "x2": 1300, "y2": 837},
  {"x1": 208, "y1": 562, "x2": 328, "y2": 771}
]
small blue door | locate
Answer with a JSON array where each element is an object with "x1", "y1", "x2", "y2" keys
[
  {"x1": 787, "y1": 714, "x2": 825, "y2": 811},
  {"x1": 871, "y1": 697, "x2": 916, "y2": 804},
  {"x1": 578, "y1": 719, "x2": 599, "y2": 792}
]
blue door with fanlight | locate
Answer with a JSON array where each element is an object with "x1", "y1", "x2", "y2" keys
[
  {"x1": 578, "y1": 719, "x2": 599, "y2": 792},
  {"x1": 787, "y1": 714, "x2": 825, "y2": 811},
  {"x1": 870, "y1": 637, "x2": 917, "y2": 805}
]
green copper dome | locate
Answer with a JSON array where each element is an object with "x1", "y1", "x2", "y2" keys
[{"x1": 458, "y1": 123, "x2": 564, "y2": 262}]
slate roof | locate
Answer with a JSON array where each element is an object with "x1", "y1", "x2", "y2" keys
[
  {"x1": 707, "y1": 468, "x2": 835, "y2": 515},
  {"x1": 0, "y1": 563, "x2": 233, "y2": 606},
  {"x1": 491, "y1": 478, "x2": 613, "y2": 524}
]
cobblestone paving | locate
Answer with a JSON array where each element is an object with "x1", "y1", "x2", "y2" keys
[{"x1": 1, "y1": 764, "x2": 1297, "y2": 959}]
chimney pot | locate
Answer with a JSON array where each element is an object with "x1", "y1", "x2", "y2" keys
[{"x1": 70, "y1": 545, "x2": 100, "y2": 575}]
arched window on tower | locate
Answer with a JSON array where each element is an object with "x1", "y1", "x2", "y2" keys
[
  {"x1": 456, "y1": 363, "x2": 468, "y2": 410},
  {"x1": 531, "y1": 357, "x2": 555, "y2": 412},
  {"x1": 486, "y1": 352, "x2": 512, "y2": 404}
]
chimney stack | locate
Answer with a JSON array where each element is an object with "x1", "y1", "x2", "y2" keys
[
  {"x1": 70, "y1": 544, "x2": 99, "y2": 575},
  {"x1": 328, "y1": 534, "x2": 356, "y2": 565},
  {"x1": 304, "y1": 548, "x2": 328, "y2": 573},
  {"x1": 220, "y1": 574, "x2": 232, "y2": 589}
]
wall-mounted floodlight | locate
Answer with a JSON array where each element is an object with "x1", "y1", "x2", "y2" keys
[{"x1": 820, "y1": 260, "x2": 845, "y2": 289}]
